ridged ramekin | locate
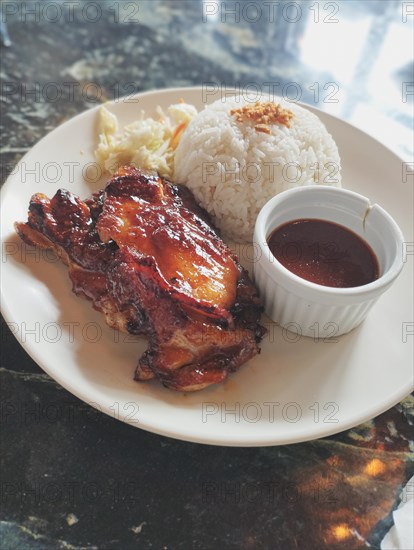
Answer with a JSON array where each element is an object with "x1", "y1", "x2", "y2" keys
[{"x1": 253, "y1": 186, "x2": 405, "y2": 338}]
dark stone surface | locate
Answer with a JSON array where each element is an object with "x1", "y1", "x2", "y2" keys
[
  {"x1": 1, "y1": 365, "x2": 413, "y2": 549},
  {"x1": 1, "y1": 2, "x2": 412, "y2": 549}
]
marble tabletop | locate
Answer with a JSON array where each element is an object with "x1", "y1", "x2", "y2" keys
[{"x1": 1, "y1": 1, "x2": 413, "y2": 549}]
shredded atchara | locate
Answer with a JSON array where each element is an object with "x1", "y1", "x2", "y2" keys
[{"x1": 95, "y1": 102, "x2": 198, "y2": 178}]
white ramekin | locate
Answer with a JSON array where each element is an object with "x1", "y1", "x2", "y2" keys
[{"x1": 253, "y1": 186, "x2": 405, "y2": 337}]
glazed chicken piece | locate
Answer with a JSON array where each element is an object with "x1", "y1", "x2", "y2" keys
[
  {"x1": 15, "y1": 167, "x2": 264, "y2": 391},
  {"x1": 15, "y1": 187, "x2": 142, "y2": 334}
]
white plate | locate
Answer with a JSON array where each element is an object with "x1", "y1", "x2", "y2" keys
[{"x1": 1, "y1": 87, "x2": 413, "y2": 446}]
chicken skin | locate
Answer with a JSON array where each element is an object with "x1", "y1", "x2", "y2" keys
[{"x1": 16, "y1": 166, "x2": 264, "y2": 391}]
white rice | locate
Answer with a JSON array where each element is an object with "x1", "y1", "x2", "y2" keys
[{"x1": 174, "y1": 97, "x2": 341, "y2": 242}]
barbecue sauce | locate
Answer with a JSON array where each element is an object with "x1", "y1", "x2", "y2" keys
[{"x1": 267, "y1": 219, "x2": 379, "y2": 288}]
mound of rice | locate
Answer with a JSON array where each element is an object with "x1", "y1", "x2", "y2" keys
[{"x1": 174, "y1": 97, "x2": 341, "y2": 242}]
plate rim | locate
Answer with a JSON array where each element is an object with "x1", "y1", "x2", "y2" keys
[{"x1": 1, "y1": 85, "x2": 413, "y2": 447}]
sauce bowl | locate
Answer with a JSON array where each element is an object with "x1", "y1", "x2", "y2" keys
[{"x1": 253, "y1": 186, "x2": 405, "y2": 337}]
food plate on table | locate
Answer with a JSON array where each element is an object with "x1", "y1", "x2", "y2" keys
[{"x1": 1, "y1": 87, "x2": 413, "y2": 446}]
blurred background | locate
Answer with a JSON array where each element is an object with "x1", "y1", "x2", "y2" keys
[
  {"x1": 1, "y1": 0, "x2": 413, "y2": 181},
  {"x1": 1, "y1": 1, "x2": 413, "y2": 549}
]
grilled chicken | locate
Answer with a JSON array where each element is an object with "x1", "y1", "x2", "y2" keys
[{"x1": 15, "y1": 166, "x2": 264, "y2": 391}]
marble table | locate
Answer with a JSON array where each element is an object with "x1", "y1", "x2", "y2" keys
[{"x1": 1, "y1": 2, "x2": 413, "y2": 548}]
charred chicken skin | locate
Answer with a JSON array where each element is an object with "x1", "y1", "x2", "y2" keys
[{"x1": 15, "y1": 166, "x2": 264, "y2": 391}]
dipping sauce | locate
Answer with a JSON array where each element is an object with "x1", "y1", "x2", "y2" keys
[{"x1": 267, "y1": 219, "x2": 380, "y2": 288}]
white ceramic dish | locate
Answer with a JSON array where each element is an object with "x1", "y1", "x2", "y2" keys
[
  {"x1": 253, "y1": 186, "x2": 405, "y2": 337},
  {"x1": 1, "y1": 87, "x2": 413, "y2": 446}
]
